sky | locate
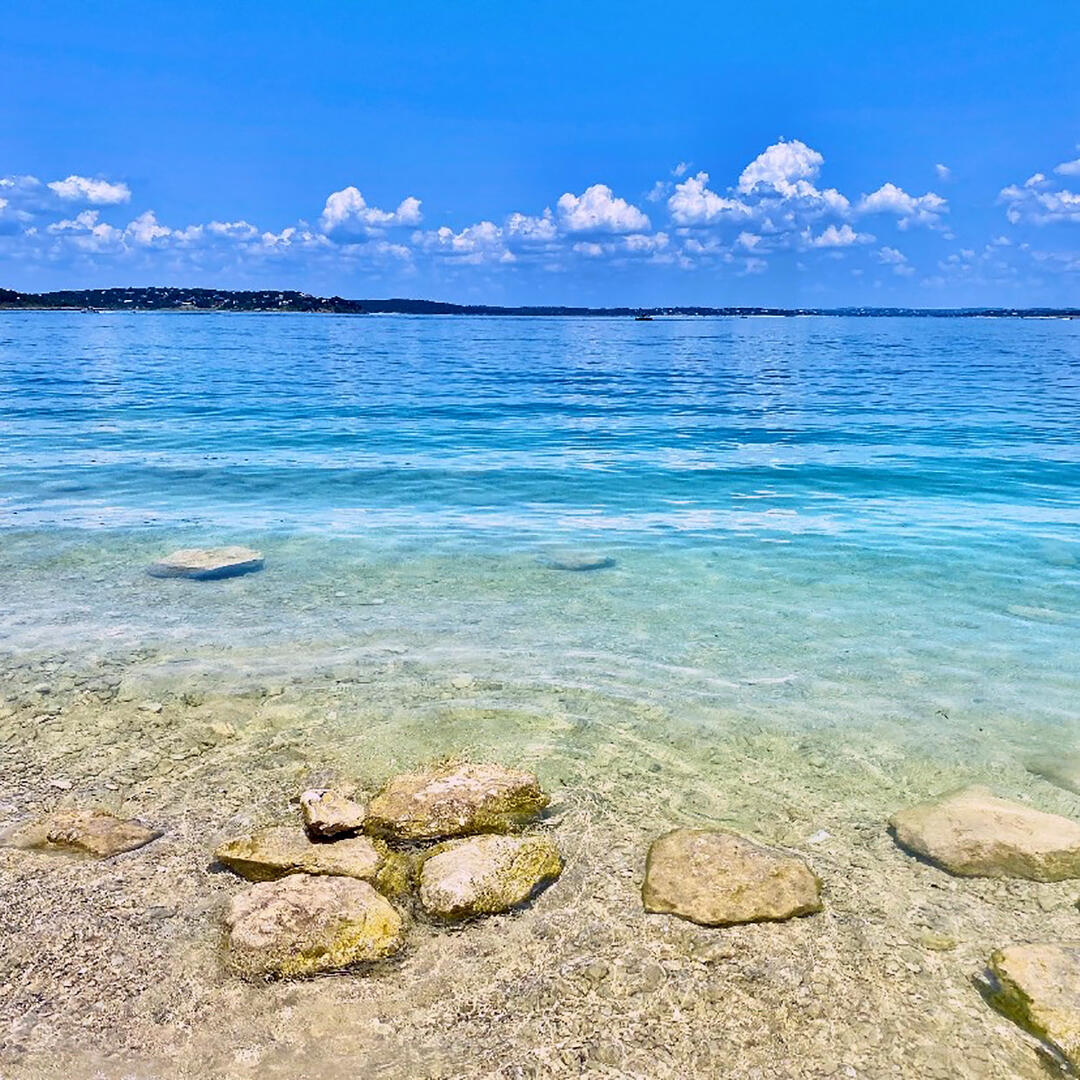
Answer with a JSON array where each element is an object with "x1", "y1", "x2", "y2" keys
[{"x1": 1, "y1": 1, "x2": 1078, "y2": 307}]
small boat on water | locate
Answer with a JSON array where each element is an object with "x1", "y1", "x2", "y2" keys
[{"x1": 634, "y1": 313, "x2": 653, "y2": 321}]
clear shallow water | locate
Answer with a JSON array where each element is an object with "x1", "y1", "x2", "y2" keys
[{"x1": 0, "y1": 311, "x2": 1078, "y2": 740}]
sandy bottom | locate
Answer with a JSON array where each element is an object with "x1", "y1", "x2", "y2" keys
[{"x1": 1, "y1": 644, "x2": 1078, "y2": 1080}]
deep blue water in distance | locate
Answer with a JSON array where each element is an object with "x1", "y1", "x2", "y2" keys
[{"x1": 0, "y1": 311, "x2": 1078, "y2": 751}]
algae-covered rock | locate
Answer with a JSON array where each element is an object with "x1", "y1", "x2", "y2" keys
[
  {"x1": 215, "y1": 826, "x2": 384, "y2": 883},
  {"x1": 4, "y1": 809, "x2": 161, "y2": 858},
  {"x1": 889, "y1": 786, "x2": 1080, "y2": 881},
  {"x1": 642, "y1": 828, "x2": 823, "y2": 927},
  {"x1": 364, "y1": 762, "x2": 549, "y2": 842},
  {"x1": 300, "y1": 789, "x2": 367, "y2": 839},
  {"x1": 148, "y1": 546, "x2": 264, "y2": 580},
  {"x1": 225, "y1": 874, "x2": 406, "y2": 978},
  {"x1": 983, "y1": 942, "x2": 1080, "y2": 1071},
  {"x1": 418, "y1": 834, "x2": 563, "y2": 920},
  {"x1": 1026, "y1": 753, "x2": 1080, "y2": 796}
]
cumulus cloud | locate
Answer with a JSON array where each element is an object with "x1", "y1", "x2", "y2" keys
[
  {"x1": 738, "y1": 139, "x2": 823, "y2": 196},
  {"x1": 319, "y1": 186, "x2": 422, "y2": 235},
  {"x1": 47, "y1": 175, "x2": 131, "y2": 205},
  {"x1": 1055, "y1": 153, "x2": 1080, "y2": 177},
  {"x1": 876, "y1": 245, "x2": 914, "y2": 275},
  {"x1": 556, "y1": 184, "x2": 650, "y2": 233},
  {"x1": 857, "y1": 183, "x2": 947, "y2": 228},
  {"x1": 668, "y1": 172, "x2": 752, "y2": 225},
  {"x1": 804, "y1": 223, "x2": 873, "y2": 248},
  {"x1": 1000, "y1": 174, "x2": 1080, "y2": 224},
  {"x1": 412, "y1": 221, "x2": 512, "y2": 264}
]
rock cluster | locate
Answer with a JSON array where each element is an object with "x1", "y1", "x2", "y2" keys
[{"x1": 216, "y1": 762, "x2": 561, "y2": 978}]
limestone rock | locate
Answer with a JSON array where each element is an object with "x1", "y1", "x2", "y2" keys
[
  {"x1": 364, "y1": 762, "x2": 549, "y2": 842},
  {"x1": 419, "y1": 834, "x2": 562, "y2": 920},
  {"x1": 889, "y1": 786, "x2": 1080, "y2": 881},
  {"x1": 540, "y1": 551, "x2": 615, "y2": 572},
  {"x1": 148, "y1": 546, "x2": 264, "y2": 580},
  {"x1": 642, "y1": 828, "x2": 823, "y2": 927},
  {"x1": 215, "y1": 826, "x2": 383, "y2": 883},
  {"x1": 4, "y1": 809, "x2": 161, "y2": 858},
  {"x1": 300, "y1": 789, "x2": 367, "y2": 839},
  {"x1": 984, "y1": 943, "x2": 1080, "y2": 1071},
  {"x1": 1027, "y1": 753, "x2": 1080, "y2": 796},
  {"x1": 225, "y1": 874, "x2": 406, "y2": 978}
]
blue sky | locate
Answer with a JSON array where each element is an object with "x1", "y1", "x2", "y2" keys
[{"x1": 1, "y1": 1, "x2": 1078, "y2": 306}]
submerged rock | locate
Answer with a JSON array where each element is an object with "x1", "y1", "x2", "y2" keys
[
  {"x1": 4, "y1": 809, "x2": 161, "y2": 858},
  {"x1": 364, "y1": 762, "x2": 549, "y2": 842},
  {"x1": 225, "y1": 874, "x2": 406, "y2": 978},
  {"x1": 1026, "y1": 753, "x2": 1080, "y2": 796},
  {"x1": 983, "y1": 943, "x2": 1080, "y2": 1071},
  {"x1": 215, "y1": 826, "x2": 383, "y2": 883},
  {"x1": 418, "y1": 834, "x2": 563, "y2": 920},
  {"x1": 539, "y1": 551, "x2": 615, "y2": 572},
  {"x1": 300, "y1": 789, "x2": 367, "y2": 839},
  {"x1": 889, "y1": 786, "x2": 1080, "y2": 881},
  {"x1": 642, "y1": 828, "x2": 823, "y2": 927},
  {"x1": 148, "y1": 546, "x2": 264, "y2": 580}
]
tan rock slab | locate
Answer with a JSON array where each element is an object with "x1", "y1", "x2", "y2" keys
[
  {"x1": 540, "y1": 550, "x2": 615, "y2": 571},
  {"x1": 419, "y1": 834, "x2": 563, "y2": 920},
  {"x1": 148, "y1": 546, "x2": 264, "y2": 580},
  {"x1": 215, "y1": 826, "x2": 383, "y2": 883},
  {"x1": 889, "y1": 786, "x2": 1080, "y2": 881},
  {"x1": 4, "y1": 809, "x2": 161, "y2": 858},
  {"x1": 225, "y1": 874, "x2": 406, "y2": 978},
  {"x1": 364, "y1": 762, "x2": 549, "y2": 842},
  {"x1": 300, "y1": 789, "x2": 367, "y2": 839},
  {"x1": 985, "y1": 943, "x2": 1080, "y2": 1071},
  {"x1": 642, "y1": 827, "x2": 823, "y2": 927}
]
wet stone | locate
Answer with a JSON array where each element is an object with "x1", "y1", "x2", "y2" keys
[
  {"x1": 983, "y1": 943, "x2": 1080, "y2": 1071},
  {"x1": 148, "y1": 546, "x2": 264, "y2": 581},
  {"x1": 889, "y1": 786, "x2": 1080, "y2": 881},
  {"x1": 418, "y1": 834, "x2": 563, "y2": 920},
  {"x1": 1026, "y1": 752, "x2": 1080, "y2": 796},
  {"x1": 642, "y1": 827, "x2": 823, "y2": 927},
  {"x1": 225, "y1": 874, "x2": 407, "y2": 979},
  {"x1": 3, "y1": 809, "x2": 161, "y2": 858},
  {"x1": 299, "y1": 789, "x2": 367, "y2": 839},
  {"x1": 364, "y1": 762, "x2": 549, "y2": 842},
  {"x1": 215, "y1": 826, "x2": 384, "y2": 883},
  {"x1": 539, "y1": 551, "x2": 615, "y2": 572}
]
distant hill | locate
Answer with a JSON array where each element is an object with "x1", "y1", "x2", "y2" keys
[{"x1": 0, "y1": 286, "x2": 1077, "y2": 318}]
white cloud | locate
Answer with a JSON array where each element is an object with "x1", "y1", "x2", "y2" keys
[
  {"x1": 556, "y1": 184, "x2": 649, "y2": 233},
  {"x1": 504, "y1": 209, "x2": 558, "y2": 246},
  {"x1": 876, "y1": 245, "x2": 915, "y2": 275},
  {"x1": 803, "y1": 223, "x2": 873, "y2": 248},
  {"x1": 413, "y1": 220, "x2": 511, "y2": 263},
  {"x1": 857, "y1": 183, "x2": 947, "y2": 228},
  {"x1": 125, "y1": 210, "x2": 172, "y2": 245},
  {"x1": 1054, "y1": 157, "x2": 1080, "y2": 177},
  {"x1": 738, "y1": 139, "x2": 823, "y2": 196},
  {"x1": 934, "y1": 164, "x2": 951, "y2": 181},
  {"x1": 671, "y1": 162, "x2": 690, "y2": 178},
  {"x1": 319, "y1": 186, "x2": 422, "y2": 235},
  {"x1": 47, "y1": 175, "x2": 131, "y2": 205},
  {"x1": 668, "y1": 172, "x2": 751, "y2": 225}
]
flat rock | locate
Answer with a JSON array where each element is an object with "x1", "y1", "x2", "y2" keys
[
  {"x1": 1026, "y1": 753, "x2": 1080, "y2": 796},
  {"x1": 539, "y1": 551, "x2": 615, "y2": 571},
  {"x1": 300, "y1": 789, "x2": 367, "y2": 839},
  {"x1": 984, "y1": 943, "x2": 1080, "y2": 1071},
  {"x1": 225, "y1": 874, "x2": 406, "y2": 978},
  {"x1": 889, "y1": 786, "x2": 1080, "y2": 881},
  {"x1": 3, "y1": 809, "x2": 161, "y2": 858},
  {"x1": 148, "y1": 546, "x2": 264, "y2": 580},
  {"x1": 419, "y1": 834, "x2": 563, "y2": 920},
  {"x1": 215, "y1": 826, "x2": 383, "y2": 882},
  {"x1": 642, "y1": 828, "x2": 823, "y2": 927},
  {"x1": 364, "y1": 762, "x2": 549, "y2": 842}
]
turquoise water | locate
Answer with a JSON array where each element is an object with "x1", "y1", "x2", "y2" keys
[{"x1": 1, "y1": 311, "x2": 1078, "y2": 742}]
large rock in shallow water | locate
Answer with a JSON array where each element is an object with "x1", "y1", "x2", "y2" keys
[
  {"x1": 539, "y1": 551, "x2": 615, "y2": 571},
  {"x1": 889, "y1": 786, "x2": 1080, "y2": 881},
  {"x1": 215, "y1": 826, "x2": 384, "y2": 883},
  {"x1": 364, "y1": 763, "x2": 549, "y2": 842},
  {"x1": 225, "y1": 874, "x2": 406, "y2": 978},
  {"x1": 148, "y1": 546, "x2": 263, "y2": 580},
  {"x1": 983, "y1": 943, "x2": 1080, "y2": 1071},
  {"x1": 300, "y1": 789, "x2": 367, "y2": 839},
  {"x1": 419, "y1": 834, "x2": 562, "y2": 920},
  {"x1": 4, "y1": 809, "x2": 161, "y2": 858},
  {"x1": 642, "y1": 828, "x2": 822, "y2": 927}
]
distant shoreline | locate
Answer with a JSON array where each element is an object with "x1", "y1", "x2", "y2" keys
[{"x1": 1, "y1": 287, "x2": 1077, "y2": 318}]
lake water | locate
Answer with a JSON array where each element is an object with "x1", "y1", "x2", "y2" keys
[{"x1": 1, "y1": 312, "x2": 1079, "y2": 1078}]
